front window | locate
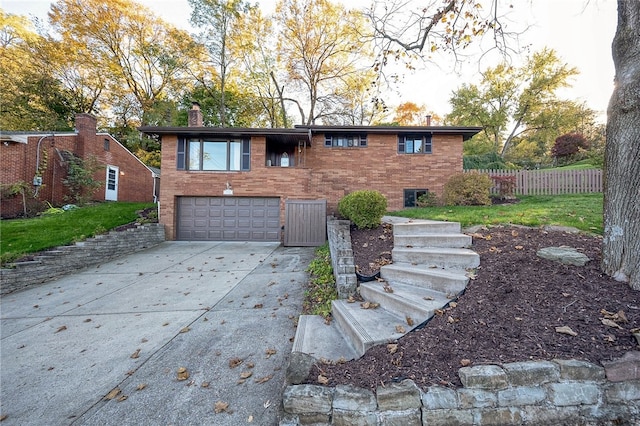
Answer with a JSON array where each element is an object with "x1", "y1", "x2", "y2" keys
[
  {"x1": 404, "y1": 188, "x2": 429, "y2": 208},
  {"x1": 324, "y1": 134, "x2": 367, "y2": 148},
  {"x1": 178, "y1": 138, "x2": 250, "y2": 171},
  {"x1": 398, "y1": 134, "x2": 432, "y2": 154}
]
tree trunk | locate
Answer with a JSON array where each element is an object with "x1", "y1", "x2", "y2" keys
[{"x1": 602, "y1": 1, "x2": 640, "y2": 289}]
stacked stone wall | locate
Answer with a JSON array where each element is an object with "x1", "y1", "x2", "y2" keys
[{"x1": 0, "y1": 223, "x2": 165, "y2": 294}]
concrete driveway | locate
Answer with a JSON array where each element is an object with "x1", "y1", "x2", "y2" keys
[{"x1": 1, "y1": 241, "x2": 315, "y2": 425}]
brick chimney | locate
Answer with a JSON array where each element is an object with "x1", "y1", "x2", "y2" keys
[
  {"x1": 75, "y1": 113, "x2": 97, "y2": 157},
  {"x1": 188, "y1": 102, "x2": 203, "y2": 127},
  {"x1": 425, "y1": 115, "x2": 432, "y2": 126}
]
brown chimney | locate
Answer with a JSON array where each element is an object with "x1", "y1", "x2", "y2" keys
[
  {"x1": 425, "y1": 115, "x2": 432, "y2": 126},
  {"x1": 74, "y1": 113, "x2": 97, "y2": 157},
  {"x1": 188, "y1": 102, "x2": 204, "y2": 127}
]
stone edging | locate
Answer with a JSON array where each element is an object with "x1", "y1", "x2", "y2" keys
[
  {"x1": 281, "y1": 357, "x2": 640, "y2": 425},
  {"x1": 0, "y1": 223, "x2": 165, "y2": 295},
  {"x1": 326, "y1": 218, "x2": 357, "y2": 298}
]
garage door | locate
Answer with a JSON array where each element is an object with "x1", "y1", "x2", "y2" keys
[{"x1": 177, "y1": 197, "x2": 281, "y2": 241}]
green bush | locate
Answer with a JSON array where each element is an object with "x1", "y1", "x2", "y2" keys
[
  {"x1": 443, "y1": 172, "x2": 493, "y2": 206},
  {"x1": 416, "y1": 191, "x2": 440, "y2": 207},
  {"x1": 338, "y1": 190, "x2": 387, "y2": 229}
]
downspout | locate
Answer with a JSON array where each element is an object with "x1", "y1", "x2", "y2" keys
[{"x1": 34, "y1": 134, "x2": 54, "y2": 197}]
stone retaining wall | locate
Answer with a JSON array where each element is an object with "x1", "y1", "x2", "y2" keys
[
  {"x1": 281, "y1": 358, "x2": 640, "y2": 425},
  {"x1": 0, "y1": 223, "x2": 165, "y2": 295},
  {"x1": 326, "y1": 218, "x2": 357, "y2": 299}
]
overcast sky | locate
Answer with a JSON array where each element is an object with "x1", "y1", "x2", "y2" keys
[{"x1": 4, "y1": 0, "x2": 617, "y2": 122}]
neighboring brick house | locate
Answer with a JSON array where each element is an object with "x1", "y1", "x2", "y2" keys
[
  {"x1": 139, "y1": 105, "x2": 480, "y2": 244},
  {"x1": 1, "y1": 114, "x2": 158, "y2": 218}
]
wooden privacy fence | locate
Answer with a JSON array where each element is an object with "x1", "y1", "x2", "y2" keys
[{"x1": 468, "y1": 169, "x2": 603, "y2": 195}]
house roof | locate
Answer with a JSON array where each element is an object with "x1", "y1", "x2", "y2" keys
[
  {"x1": 138, "y1": 125, "x2": 482, "y2": 143},
  {"x1": 0, "y1": 131, "x2": 76, "y2": 144}
]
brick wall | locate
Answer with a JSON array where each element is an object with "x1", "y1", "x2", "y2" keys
[
  {"x1": 158, "y1": 132, "x2": 464, "y2": 240},
  {"x1": 0, "y1": 114, "x2": 155, "y2": 218}
]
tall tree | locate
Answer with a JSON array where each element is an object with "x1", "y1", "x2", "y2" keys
[
  {"x1": 188, "y1": 0, "x2": 253, "y2": 127},
  {"x1": 49, "y1": 0, "x2": 201, "y2": 126},
  {"x1": 275, "y1": 0, "x2": 374, "y2": 125},
  {"x1": 446, "y1": 49, "x2": 579, "y2": 158},
  {"x1": 603, "y1": 1, "x2": 640, "y2": 289}
]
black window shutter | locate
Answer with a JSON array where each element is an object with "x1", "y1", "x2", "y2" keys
[
  {"x1": 425, "y1": 134, "x2": 432, "y2": 154},
  {"x1": 398, "y1": 136, "x2": 405, "y2": 153},
  {"x1": 242, "y1": 139, "x2": 251, "y2": 170},
  {"x1": 177, "y1": 137, "x2": 186, "y2": 170}
]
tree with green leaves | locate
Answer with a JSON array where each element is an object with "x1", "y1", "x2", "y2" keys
[
  {"x1": 446, "y1": 49, "x2": 583, "y2": 160},
  {"x1": 188, "y1": 0, "x2": 254, "y2": 127}
]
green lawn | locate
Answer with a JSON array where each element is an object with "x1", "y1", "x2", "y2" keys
[
  {"x1": 0, "y1": 202, "x2": 155, "y2": 265},
  {"x1": 553, "y1": 159, "x2": 600, "y2": 170},
  {"x1": 389, "y1": 193, "x2": 603, "y2": 234}
]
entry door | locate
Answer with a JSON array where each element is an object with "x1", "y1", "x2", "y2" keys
[{"x1": 105, "y1": 165, "x2": 119, "y2": 201}]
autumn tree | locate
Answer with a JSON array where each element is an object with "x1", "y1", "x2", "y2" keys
[
  {"x1": 603, "y1": 1, "x2": 640, "y2": 289},
  {"x1": 49, "y1": 0, "x2": 201, "y2": 126},
  {"x1": 446, "y1": 49, "x2": 580, "y2": 159},
  {"x1": 275, "y1": 0, "x2": 374, "y2": 125},
  {"x1": 551, "y1": 133, "x2": 589, "y2": 164},
  {"x1": 188, "y1": 0, "x2": 253, "y2": 127}
]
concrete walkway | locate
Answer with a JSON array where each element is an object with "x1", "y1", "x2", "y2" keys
[{"x1": 1, "y1": 241, "x2": 315, "y2": 425}]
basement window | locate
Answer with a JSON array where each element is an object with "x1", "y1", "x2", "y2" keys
[{"x1": 404, "y1": 188, "x2": 429, "y2": 208}]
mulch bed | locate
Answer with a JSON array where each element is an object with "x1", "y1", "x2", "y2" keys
[{"x1": 309, "y1": 224, "x2": 640, "y2": 391}]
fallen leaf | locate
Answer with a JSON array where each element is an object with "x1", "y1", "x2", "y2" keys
[
  {"x1": 555, "y1": 326, "x2": 578, "y2": 336},
  {"x1": 130, "y1": 349, "x2": 141, "y2": 359},
  {"x1": 254, "y1": 375, "x2": 272, "y2": 384},
  {"x1": 617, "y1": 310, "x2": 629, "y2": 323},
  {"x1": 562, "y1": 292, "x2": 571, "y2": 297},
  {"x1": 240, "y1": 371, "x2": 253, "y2": 379},
  {"x1": 511, "y1": 230, "x2": 519, "y2": 237},
  {"x1": 449, "y1": 302, "x2": 458, "y2": 308},
  {"x1": 265, "y1": 348, "x2": 277, "y2": 358},
  {"x1": 201, "y1": 382, "x2": 210, "y2": 388},
  {"x1": 406, "y1": 317, "x2": 414, "y2": 326},
  {"x1": 105, "y1": 388, "x2": 121, "y2": 400},
  {"x1": 248, "y1": 415, "x2": 254, "y2": 422},
  {"x1": 247, "y1": 362, "x2": 255, "y2": 368},
  {"x1": 177, "y1": 367, "x2": 189, "y2": 381},
  {"x1": 347, "y1": 296, "x2": 356, "y2": 303},
  {"x1": 515, "y1": 245, "x2": 524, "y2": 250},
  {"x1": 395, "y1": 325, "x2": 406, "y2": 333},
  {"x1": 229, "y1": 358, "x2": 243, "y2": 368},
  {"x1": 55, "y1": 325, "x2": 67, "y2": 333},
  {"x1": 117, "y1": 395, "x2": 128, "y2": 402},
  {"x1": 423, "y1": 296, "x2": 434, "y2": 301},
  {"x1": 604, "y1": 334, "x2": 616, "y2": 342},
  {"x1": 360, "y1": 302, "x2": 379, "y2": 309},
  {"x1": 180, "y1": 327, "x2": 190, "y2": 333},
  {"x1": 253, "y1": 304, "x2": 263, "y2": 309},
  {"x1": 435, "y1": 309, "x2": 444, "y2": 316},
  {"x1": 600, "y1": 318, "x2": 623, "y2": 329},
  {"x1": 447, "y1": 316, "x2": 455, "y2": 323},
  {"x1": 383, "y1": 284, "x2": 394, "y2": 293},
  {"x1": 214, "y1": 401, "x2": 229, "y2": 414},
  {"x1": 387, "y1": 344, "x2": 398, "y2": 354},
  {"x1": 317, "y1": 375, "x2": 329, "y2": 385},
  {"x1": 136, "y1": 383, "x2": 147, "y2": 391},
  {"x1": 263, "y1": 400, "x2": 271, "y2": 408},
  {"x1": 460, "y1": 359, "x2": 471, "y2": 367}
]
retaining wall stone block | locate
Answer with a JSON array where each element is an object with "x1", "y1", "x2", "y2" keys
[
  {"x1": 475, "y1": 407, "x2": 523, "y2": 425},
  {"x1": 605, "y1": 380, "x2": 640, "y2": 402},
  {"x1": 503, "y1": 360, "x2": 559, "y2": 386},
  {"x1": 458, "y1": 365, "x2": 508, "y2": 390},
  {"x1": 376, "y1": 408, "x2": 421, "y2": 426},
  {"x1": 553, "y1": 358, "x2": 606, "y2": 381},
  {"x1": 421, "y1": 386, "x2": 458, "y2": 409},
  {"x1": 332, "y1": 409, "x2": 377, "y2": 426},
  {"x1": 421, "y1": 408, "x2": 474, "y2": 426},
  {"x1": 497, "y1": 386, "x2": 547, "y2": 407},
  {"x1": 333, "y1": 385, "x2": 377, "y2": 411},
  {"x1": 602, "y1": 351, "x2": 640, "y2": 382},
  {"x1": 547, "y1": 382, "x2": 601, "y2": 406},
  {"x1": 282, "y1": 384, "x2": 334, "y2": 415},
  {"x1": 458, "y1": 389, "x2": 497, "y2": 409},
  {"x1": 376, "y1": 380, "x2": 421, "y2": 411}
]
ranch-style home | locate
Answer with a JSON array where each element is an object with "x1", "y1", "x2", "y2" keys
[
  {"x1": 139, "y1": 104, "x2": 481, "y2": 245},
  {"x1": 1, "y1": 114, "x2": 158, "y2": 218}
]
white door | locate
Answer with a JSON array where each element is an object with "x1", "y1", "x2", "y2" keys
[{"x1": 105, "y1": 165, "x2": 119, "y2": 201}]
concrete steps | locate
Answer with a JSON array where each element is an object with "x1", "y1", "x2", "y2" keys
[{"x1": 291, "y1": 217, "x2": 479, "y2": 364}]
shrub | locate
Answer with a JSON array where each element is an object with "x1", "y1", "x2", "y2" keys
[
  {"x1": 490, "y1": 175, "x2": 517, "y2": 199},
  {"x1": 416, "y1": 191, "x2": 440, "y2": 207},
  {"x1": 338, "y1": 190, "x2": 387, "y2": 229},
  {"x1": 443, "y1": 172, "x2": 492, "y2": 206}
]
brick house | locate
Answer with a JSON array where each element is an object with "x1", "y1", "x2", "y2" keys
[
  {"x1": 139, "y1": 105, "x2": 480, "y2": 244},
  {"x1": 1, "y1": 114, "x2": 158, "y2": 218}
]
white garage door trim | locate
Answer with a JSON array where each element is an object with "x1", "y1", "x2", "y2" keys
[{"x1": 177, "y1": 196, "x2": 281, "y2": 241}]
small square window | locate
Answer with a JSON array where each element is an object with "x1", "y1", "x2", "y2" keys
[{"x1": 404, "y1": 189, "x2": 429, "y2": 208}]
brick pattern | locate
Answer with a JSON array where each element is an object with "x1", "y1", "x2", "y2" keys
[
  {"x1": 0, "y1": 114, "x2": 155, "y2": 218},
  {"x1": 159, "y1": 132, "x2": 464, "y2": 240},
  {"x1": 281, "y1": 360, "x2": 640, "y2": 425}
]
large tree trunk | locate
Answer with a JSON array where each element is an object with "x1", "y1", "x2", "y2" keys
[{"x1": 602, "y1": 1, "x2": 640, "y2": 289}]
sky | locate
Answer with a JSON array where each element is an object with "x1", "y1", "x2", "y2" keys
[{"x1": 2, "y1": 0, "x2": 618, "y2": 122}]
